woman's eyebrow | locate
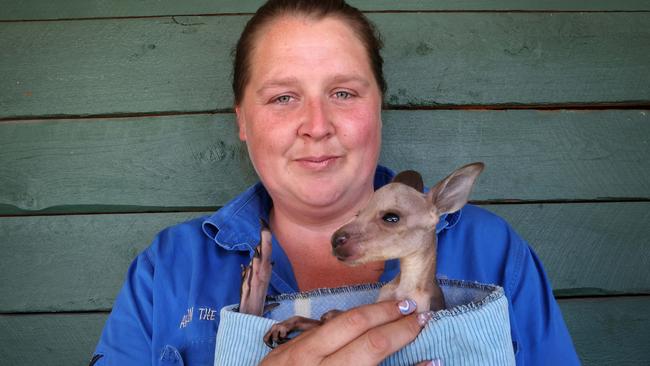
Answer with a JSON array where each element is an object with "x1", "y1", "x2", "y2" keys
[
  {"x1": 255, "y1": 74, "x2": 371, "y2": 95},
  {"x1": 256, "y1": 77, "x2": 300, "y2": 94}
]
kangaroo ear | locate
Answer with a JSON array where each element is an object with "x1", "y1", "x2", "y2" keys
[
  {"x1": 392, "y1": 170, "x2": 424, "y2": 192},
  {"x1": 427, "y1": 163, "x2": 484, "y2": 215}
]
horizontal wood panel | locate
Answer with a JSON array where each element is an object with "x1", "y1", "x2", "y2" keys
[
  {"x1": 1, "y1": 297, "x2": 648, "y2": 365},
  {"x1": 1, "y1": 0, "x2": 649, "y2": 21},
  {"x1": 0, "y1": 114, "x2": 257, "y2": 212},
  {"x1": 559, "y1": 297, "x2": 650, "y2": 365},
  {"x1": 1, "y1": 110, "x2": 648, "y2": 214},
  {"x1": 380, "y1": 110, "x2": 650, "y2": 201},
  {"x1": 1, "y1": 202, "x2": 648, "y2": 313},
  {"x1": 0, "y1": 212, "x2": 208, "y2": 313},
  {"x1": 0, "y1": 312, "x2": 107, "y2": 366},
  {"x1": 2, "y1": 13, "x2": 649, "y2": 118},
  {"x1": 0, "y1": 16, "x2": 240, "y2": 118},
  {"x1": 487, "y1": 203, "x2": 650, "y2": 296}
]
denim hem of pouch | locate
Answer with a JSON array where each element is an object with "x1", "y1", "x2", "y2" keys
[
  {"x1": 234, "y1": 278, "x2": 505, "y2": 321},
  {"x1": 219, "y1": 279, "x2": 515, "y2": 366}
]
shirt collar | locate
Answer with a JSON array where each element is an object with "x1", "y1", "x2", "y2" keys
[
  {"x1": 202, "y1": 165, "x2": 456, "y2": 251},
  {"x1": 202, "y1": 183, "x2": 271, "y2": 253}
]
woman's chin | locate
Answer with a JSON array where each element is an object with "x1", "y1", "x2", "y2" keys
[{"x1": 296, "y1": 188, "x2": 346, "y2": 208}]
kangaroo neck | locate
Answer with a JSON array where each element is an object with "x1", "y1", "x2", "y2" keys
[{"x1": 395, "y1": 233, "x2": 438, "y2": 292}]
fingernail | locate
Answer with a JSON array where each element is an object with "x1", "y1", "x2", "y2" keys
[
  {"x1": 422, "y1": 360, "x2": 443, "y2": 366},
  {"x1": 417, "y1": 311, "x2": 434, "y2": 326},
  {"x1": 397, "y1": 299, "x2": 417, "y2": 314}
]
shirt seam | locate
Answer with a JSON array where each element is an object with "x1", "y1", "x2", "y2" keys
[
  {"x1": 143, "y1": 246, "x2": 155, "y2": 270},
  {"x1": 507, "y1": 234, "x2": 526, "y2": 297}
]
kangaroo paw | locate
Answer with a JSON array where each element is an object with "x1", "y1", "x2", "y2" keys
[
  {"x1": 263, "y1": 316, "x2": 323, "y2": 348},
  {"x1": 320, "y1": 309, "x2": 343, "y2": 322}
]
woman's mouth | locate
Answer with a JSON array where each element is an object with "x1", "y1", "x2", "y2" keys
[{"x1": 294, "y1": 156, "x2": 341, "y2": 170}]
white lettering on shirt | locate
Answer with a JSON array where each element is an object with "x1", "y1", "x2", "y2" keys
[
  {"x1": 179, "y1": 306, "x2": 218, "y2": 328},
  {"x1": 199, "y1": 307, "x2": 217, "y2": 321},
  {"x1": 179, "y1": 307, "x2": 194, "y2": 328}
]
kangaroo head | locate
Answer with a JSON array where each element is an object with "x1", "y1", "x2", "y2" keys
[{"x1": 331, "y1": 162, "x2": 484, "y2": 265}]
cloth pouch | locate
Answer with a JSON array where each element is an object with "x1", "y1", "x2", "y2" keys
[{"x1": 214, "y1": 279, "x2": 515, "y2": 365}]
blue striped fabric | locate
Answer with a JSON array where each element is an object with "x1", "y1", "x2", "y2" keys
[{"x1": 214, "y1": 279, "x2": 515, "y2": 365}]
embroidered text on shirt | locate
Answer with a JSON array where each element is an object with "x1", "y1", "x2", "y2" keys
[
  {"x1": 180, "y1": 307, "x2": 193, "y2": 328},
  {"x1": 179, "y1": 306, "x2": 218, "y2": 328}
]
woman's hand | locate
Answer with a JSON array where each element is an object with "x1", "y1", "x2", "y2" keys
[{"x1": 260, "y1": 299, "x2": 434, "y2": 365}]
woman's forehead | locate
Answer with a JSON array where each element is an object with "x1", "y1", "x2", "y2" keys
[
  {"x1": 259, "y1": 14, "x2": 357, "y2": 41},
  {"x1": 246, "y1": 15, "x2": 372, "y2": 82},
  {"x1": 255, "y1": 16, "x2": 363, "y2": 55}
]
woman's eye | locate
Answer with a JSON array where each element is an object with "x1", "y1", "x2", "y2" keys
[
  {"x1": 334, "y1": 91, "x2": 352, "y2": 99},
  {"x1": 382, "y1": 213, "x2": 400, "y2": 223},
  {"x1": 274, "y1": 95, "x2": 292, "y2": 104}
]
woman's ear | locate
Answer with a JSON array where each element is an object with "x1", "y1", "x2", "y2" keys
[{"x1": 235, "y1": 105, "x2": 247, "y2": 141}]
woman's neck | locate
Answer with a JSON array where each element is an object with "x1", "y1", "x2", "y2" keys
[{"x1": 268, "y1": 187, "x2": 384, "y2": 291}]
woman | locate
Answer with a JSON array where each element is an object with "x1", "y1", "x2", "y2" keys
[{"x1": 92, "y1": 1, "x2": 579, "y2": 365}]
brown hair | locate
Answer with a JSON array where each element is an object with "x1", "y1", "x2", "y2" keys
[{"x1": 232, "y1": 0, "x2": 386, "y2": 105}]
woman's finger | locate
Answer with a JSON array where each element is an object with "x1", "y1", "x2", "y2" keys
[
  {"x1": 415, "y1": 360, "x2": 443, "y2": 366},
  {"x1": 297, "y1": 299, "x2": 418, "y2": 357},
  {"x1": 322, "y1": 310, "x2": 433, "y2": 365}
]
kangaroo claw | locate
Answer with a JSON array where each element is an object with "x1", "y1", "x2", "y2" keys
[
  {"x1": 239, "y1": 218, "x2": 273, "y2": 316},
  {"x1": 263, "y1": 316, "x2": 323, "y2": 348}
]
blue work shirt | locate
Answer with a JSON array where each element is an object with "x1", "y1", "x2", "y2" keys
[{"x1": 92, "y1": 166, "x2": 580, "y2": 365}]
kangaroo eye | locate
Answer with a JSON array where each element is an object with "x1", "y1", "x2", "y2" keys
[{"x1": 382, "y1": 213, "x2": 400, "y2": 223}]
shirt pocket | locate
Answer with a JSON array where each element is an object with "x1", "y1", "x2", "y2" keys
[
  {"x1": 159, "y1": 345, "x2": 184, "y2": 366},
  {"x1": 158, "y1": 338, "x2": 216, "y2": 366}
]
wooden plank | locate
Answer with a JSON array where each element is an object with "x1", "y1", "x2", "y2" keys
[
  {"x1": 0, "y1": 114, "x2": 258, "y2": 213},
  {"x1": 361, "y1": 0, "x2": 650, "y2": 11},
  {"x1": 379, "y1": 12, "x2": 650, "y2": 108},
  {"x1": 486, "y1": 203, "x2": 650, "y2": 297},
  {"x1": 0, "y1": 312, "x2": 107, "y2": 366},
  {"x1": 0, "y1": 297, "x2": 648, "y2": 366},
  {"x1": 1, "y1": 0, "x2": 649, "y2": 21},
  {"x1": 0, "y1": 16, "x2": 241, "y2": 118},
  {"x1": 0, "y1": 212, "x2": 209, "y2": 313},
  {"x1": 558, "y1": 297, "x2": 650, "y2": 365},
  {"x1": 1, "y1": 110, "x2": 648, "y2": 214},
  {"x1": 2, "y1": 13, "x2": 649, "y2": 118},
  {"x1": 1, "y1": 202, "x2": 648, "y2": 313},
  {"x1": 380, "y1": 110, "x2": 650, "y2": 202}
]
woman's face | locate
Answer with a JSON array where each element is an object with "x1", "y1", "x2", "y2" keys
[{"x1": 236, "y1": 15, "x2": 382, "y2": 214}]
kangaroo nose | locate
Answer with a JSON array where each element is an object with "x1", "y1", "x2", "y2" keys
[{"x1": 331, "y1": 232, "x2": 349, "y2": 249}]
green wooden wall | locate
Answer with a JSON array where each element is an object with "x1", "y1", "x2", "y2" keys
[{"x1": 1, "y1": 1, "x2": 649, "y2": 365}]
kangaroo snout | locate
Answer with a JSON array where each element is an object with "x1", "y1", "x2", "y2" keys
[
  {"x1": 331, "y1": 229, "x2": 363, "y2": 262},
  {"x1": 331, "y1": 230, "x2": 348, "y2": 249}
]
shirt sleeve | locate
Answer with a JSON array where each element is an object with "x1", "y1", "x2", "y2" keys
[
  {"x1": 507, "y1": 234, "x2": 581, "y2": 365},
  {"x1": 91, "y1": 247, "x2": 155, "y2": 366}
]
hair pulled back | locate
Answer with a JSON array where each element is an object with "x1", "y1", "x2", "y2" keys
[{"x1": 232, "y1": 0, "x2": 386, "y2": 105}]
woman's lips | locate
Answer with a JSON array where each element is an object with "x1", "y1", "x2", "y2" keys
[{"x1": 294, "y1": 155, "x2": 341, "y2": 170}]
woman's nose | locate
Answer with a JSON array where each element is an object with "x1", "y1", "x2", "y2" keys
[{"x1": 297, "y1": 98, "x2": 334, "y2": 140}]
